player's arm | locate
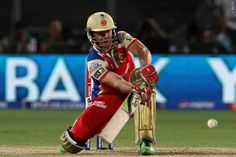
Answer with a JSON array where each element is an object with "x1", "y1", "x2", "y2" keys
[
  {"x1": 101, "y1": 68, "x2": 155, "y2": 102},
  {"x1": 89, "y1": 59, "x2": 152, "y2": 100},
  {"x1": 101, "y1": 71, "x2": 132, "y2": 94},
  {"x1": 128, "y1": 39, "x2": 152, "y2": 65},
  {"x1": 88, "y1": 59, "x2": 132, "y2": 94},
  {"x1": 119, "y1": 31, "x2": 158, "y2": 88},
  {"x1": 118, "y1": 31, "x2": 152, "y2": 65},
  {"x1": 100, "y1": 67, "x2": 156, "y2": 103}
]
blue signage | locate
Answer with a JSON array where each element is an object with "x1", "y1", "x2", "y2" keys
[{"x1": 0, "y1": 54, "x2": 235, "y2": 110}]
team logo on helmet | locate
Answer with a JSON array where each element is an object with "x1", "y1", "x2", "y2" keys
[{"x1": 101, "y1": 19, "x2": 108, "y2": 26}]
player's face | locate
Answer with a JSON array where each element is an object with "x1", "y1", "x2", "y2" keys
[{"x1": 93, "y1": 30, "x2": 112, "y2": 53}]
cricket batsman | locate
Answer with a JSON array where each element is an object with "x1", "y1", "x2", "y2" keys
[{"x1": 59, "y1": 11, "x2": 158, "y2": 155}]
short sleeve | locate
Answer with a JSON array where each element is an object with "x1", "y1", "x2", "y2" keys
[
  {"x1": 87, "y1": 59, "x2": 109, "y2": 81},
  {"x1": 118, "y1": 31, "x2": 137, "y2": 49}
]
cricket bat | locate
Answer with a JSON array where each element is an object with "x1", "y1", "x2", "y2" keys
[{"x1": 99, "y1": 92, "x2": 142, "y2": 144}]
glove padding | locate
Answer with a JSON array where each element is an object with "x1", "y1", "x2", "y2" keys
[
  {"x1": 132, "y1": 84, "x2": 152, "y2": 102},
  {"x1": 140, "y1": 64, "x2": 158, "y2": 89}
]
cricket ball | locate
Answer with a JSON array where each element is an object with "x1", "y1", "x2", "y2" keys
[{"x1": 207, "y1": 118, "x2": 218, "y2": 128}]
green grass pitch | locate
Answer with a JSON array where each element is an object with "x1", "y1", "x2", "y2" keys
[{"x1": 0, "y1": 109, "x2": 236, "y2": 156}]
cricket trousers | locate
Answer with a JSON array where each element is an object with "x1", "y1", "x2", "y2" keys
[{"x1": 70, "y1": 94, "x2": 127, "y2": 141}]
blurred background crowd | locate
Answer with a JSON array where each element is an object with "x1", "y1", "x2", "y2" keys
[{"x1": 0, "y1": 0, "x2": 235, "y2": 54}]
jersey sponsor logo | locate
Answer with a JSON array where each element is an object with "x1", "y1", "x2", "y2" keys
[
  {"x1": 89, "y1": 63, "x2": 102, "y2": 73},
  {"x1": 94, "y1": 67, "x2": 105, "y2": 79},
  {"x1": 93, "y1": 101, "x2": 107, "y2": 108}
]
